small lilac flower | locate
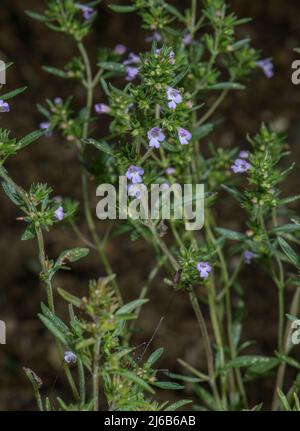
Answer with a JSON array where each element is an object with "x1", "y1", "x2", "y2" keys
[
  {"x1": 123, "y1": 53, "x2": 140, "y2": 66},
  {"x1": 231, "y1": 158, "x2": 252, "y2": 174},
  {"x1": 0, "y1": 99, "x2": 10, "y2": 112},
  {"x1": 54, "y1": 97, "x2": 63, "y2": 105},
  {"x1": 75, "y1": 4, "x2": 95, "y2": 20},
  {"x1": 55, "y1": 206, "x2": 65, "y2": 221},
  {"x1": 197, "y1": 262, "x2": 212, "y2": 279},
  {"x1": 145, "y1": 32, "x2": 162, "y2": 43},
  {"x1": 239, "y1": 150, "x2": 249, "y2": 159},
  {"x1": 148, "y1": 127, "x2": 165, "y2": 149},
  {"x1": 165, "y1": 167, "x2": 176, "y2": 175},
  {"x1": 178, "y1": 127, "x2": 192, "y2": 145},
  {"x1": 94, "y1": 103, "x2": 111, "y2": 114},
  {"x1": 64, "y1": 351, "x2": 77, "y2": 365},
  {"x1": 168, "y1": 50, "x2": 175, "y2": 65},
  {"x1": 256, "y1": 59, "x2": 274, "y2": 78},
  {"x1": 125, "y1": 66, "x2": 139, "y2": 81},
  {"x1": 166, "y1": 86, "x2": 182, "y2": 109},
  {"x1": 114, "y1": 44, "x2": 127, "y2": 55},
  {"x1": 126, "y1": 165, "x2": 144, "y2": 184},
  {"x1": 40, "y1": 121, "x2": 52, "y2": 137},
  {"x1": 128, "y1": 183, "x2": 147, "y2": 199},
  {"x1": 244, "y1": 250, "x2": 255, "y2": 264},
  {"x1": 183, "y1": 33, "x2": 193, "y2": 46}
]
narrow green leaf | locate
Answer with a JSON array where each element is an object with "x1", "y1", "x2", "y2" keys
[
  {"x1": 18, "y1": 130, "x2": 45, "y2": 149},
  {"x1": 56, "y1": 248, "x2": 90, "y2": 266},
  {"x1": 40, "y1": 303, "x2": 69, "y2": 334},
  {"x1": 147, "y1": 348, "x2": 164, "y2": 366},
  {"x1": 164, "y1": 400, "x2": 193, "y2": 411},
  {"x1": 117, "y1": 370, "x2": 155, "y2": 394},
  {"x1": 271, "y1": 224, "x2": 300, "y2": 234},
  {"x1": 221, "y1": 184, "x2": 243, "y2": 201},
  {"x1": 276, "y1": 353, "x2": 300, "y2": 371},
  {"x1": 57, "y1": 288, "x2": 82, "y2": 308},
  {"x1": 193, "y1": 385, "x2": 220, "y2": 410},
  {"x1": 83, "y1": 139, "x2": 114, "y2": 155},
  {"x1": 97, "y1": 62, "x2": 125, "y2": 72},
  {"x1": 225, "y1": 355, "x2": 275, "y2": 370},
  {"x1": 164, "y1": 4, "x2": 185, "y2": 21},
  {"x1": 116, "y1": 299, "x2": 148, "y2": 315},
  {"x1": 210, "y1": 82, "x2": 245, "y2": 90},
  {"x1": 42, "y1": 66, "x2": 68, "y2": 79},
  {"x1": 108, "y1": 5, "x2": 137, "y2": 13},
  {"x1": 153, "y1": 381, "x2": 183, "y2": 390},
  {"x1": 1, "y1": 181, "x2": 23, "y2": 206},
  {"x1": 39, "y1": 314, "x2": 69, "y2": 346},
  {"x1": 25, "y1": 10, "x2": 48, "y2": 22},
  {"x1": 278, "y1": 237, "x2": 299, "y2": 268},
  {"x1": 215, "y1": 227, "x2": 246, "y2": 241},
  {"x1": 277, "y1": 389, "x2": 291, "y2": 411},
  {"x1": 1, "y1": 87, "x2": 27, "y2": 101}
]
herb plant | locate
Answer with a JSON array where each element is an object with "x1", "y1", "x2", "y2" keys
[{"x1": 1, "y1": 0, "x2": 300, "y2": 411}]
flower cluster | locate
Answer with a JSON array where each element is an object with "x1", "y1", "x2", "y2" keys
[
  {"x1": 147, "y1": 126, "x2": 191, "y2": 149},
  {"x1": 126, "y1": 165, "x2": 146, "y2": 198}
]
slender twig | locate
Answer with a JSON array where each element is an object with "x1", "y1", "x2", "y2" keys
[{"x1": 93, "y1": 334, "x2": 101, "y2": 411}]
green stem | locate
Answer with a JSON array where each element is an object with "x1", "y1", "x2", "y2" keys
[
  {"x1": 77, "y1": 41, "x2": 123, "y2": 304},
  {"x1": 93, "y1": 335, "x2": 101, "y2": 411},
  {"x1": 78, "y1": 359, "x2": 86, "y2": 407},
  {"x1": 189, "y1": 288, "x2": 222, "y2": 407}
]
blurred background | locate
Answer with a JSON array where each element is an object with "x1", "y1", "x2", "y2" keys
[{"x1": 0, "y1": 0, "x2": 300, "y2": 410}]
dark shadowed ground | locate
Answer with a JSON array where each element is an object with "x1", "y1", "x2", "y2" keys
[{"x1": 0, "y1": 0, "x2": 300, "y2": 410}]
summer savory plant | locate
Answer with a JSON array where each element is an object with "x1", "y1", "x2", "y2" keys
[{"x1": 1, "y1": 0, "x2": 300, "y2": 411}]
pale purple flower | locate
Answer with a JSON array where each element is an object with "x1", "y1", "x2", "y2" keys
[
  {"x1": 123, "y1": 53, "x2": 140, "y2": 66},
  {"x1": 94, "y1": 103, "x2": 111, "y2": 114},
  {"x1": 40, "y1": 121, "x2": 52, "y2": 136},
  {"x1": 145, "y1": 32, "x2": 162, "y2": 43},
  {"x1": 197, "y1": 262, "x2": 212, "y2": 279},
  {"x1": 128, "y1": 183, "x2": 147, "y2": 199},
  {"x1": 168, "y1": 50, "x2": 175, "y2": 65},
  {"x1": 183, "y1": 33, "x2": 193, "y2": 46},
  {"x1": 148, "y1": 127, "x2": 165, "y2": 149},
  {"x1": 231, "y1": 158, "x2": 252, "y2": 174},
  {"x1": 178, "y1": 127, "x2": 192, "y2": 145},
  {"x1": 244, "y1": 250, "x2": 255, "y2": 264},
  {"x1": 157, "y1": 49, "x2": 175, "y2": 64},
  {"x1": 75, "y1": 4, "x2": 95, "y2": 20},
  {"x1": 256, "y1": 59, "x2": 274, "y2": 78},
  {"x1": 114, "y1": 44, "x2": 127, "y2": 55},
  {"x1": 125, "y1": 66, "x2": 139, "y2": 81},
  {"x1": 0, "y1": 99, "x2": 10, "y2": 112},
  {"x1": 54, "y1": 97, "x2": 63, "y2": 105},
  {"x1": 166, "y1": 167, "x2": 176, "y2": 175},
  {"x1": 126, "y1": 165, "x2": 144, "y2": 184},
  {"x1": 166, "y1": 86, "x2": 182, "y2": 109},
  {"x1": 54, "y1": 206, "x2": 65, "y2": 221},
  {"x1": 64, "y1": 351, "x2": 77, "y2": 365},
  {"x1": 239, "y1": 150, "x2": 249, "y2": 159}
]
